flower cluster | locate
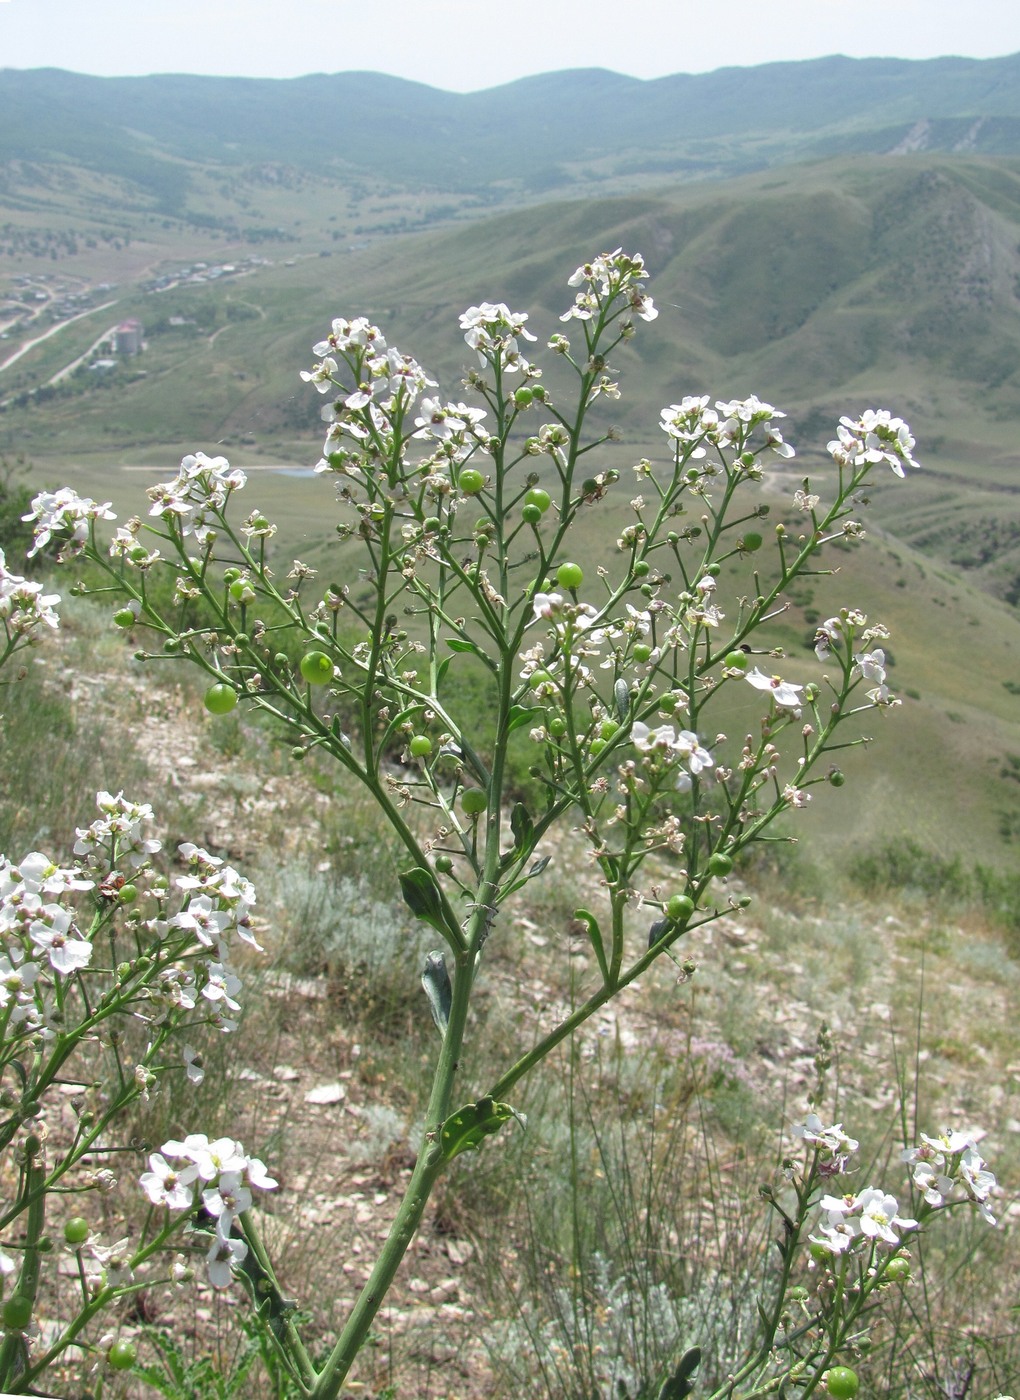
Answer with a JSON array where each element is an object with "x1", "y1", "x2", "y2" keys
[
  {"x1": 73, "y1": 790, "x2": 162, "y2": 871},
  {"x1": 814, "y1": 612, "x2": 897, "y2": 706},
  {"x1": 659, "y1": 395, "x2": 794, "y2": 459},
  {"x1": 24, "y1": 487, "x2": 116, "y2": 560},
  {"x1": 902, "y1": 1129, "x2": 998, "y2": 1225},
  {"x1": 146, "y1": 453, "x2": 247, "y2": 541},
  {"x1": 812, "y1": 1186, "x2": 918, "y2": 1255},
  {"x1": 632, "y1": 722, "x2": 714, "y2": 791},
  {"x1": 0, "y1": 793, "x2": 261, "y2": 1044},
  {"x1": 0, "y1": 547, "x2": 61, "y2": 641},
  {"x1": 140, "y1": 1133, "x2": 277, "y2": 1287},
  {"x1": 827, "y1": 409, "x2": 921, "y2": 477},
  {"x1": 460, "y1": 301, "x2": 538, "y2": 372},
  {"x1": 797, "y1": 1116, "x2": 1000, "y2": 1260},
  {"x1": 1, "y1": 848, "x2": 95, "y2": 997},
  {"x1": 792, "y1": 1112, "x2": 860, "y2": 1176},
  {"x1": 561, "y1": 249, "x2": 658, "y2": 326}
]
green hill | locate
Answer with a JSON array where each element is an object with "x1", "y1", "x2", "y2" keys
[{"x1": 3, "y1": 54, "x2": 1020, "y2": 215}]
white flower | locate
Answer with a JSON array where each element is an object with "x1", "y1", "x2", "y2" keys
[
  {"x1": 140, "y1": 1152, "x2": 198, "y2": 1210},
  {"x1": 206, "y1": 1233, "x2": 247, "y2": 1289},
  {"x1": 88, "y1": 1237, "x2": 134, "y2": 1288},
  {"x1": 182, "y1": 1045, "x2": 205, "y2": 1085},
  {"x1": 0, "y1": 550, "x2": 61, "y2": 634},
  {"x1": 459, "y1": 302, "x2": 536, "y2": 370},
  {"x1": 202, "y1": 1171, "x2": 252, "y2": 1226},
  {"x1": 201, "y1": 962, "x2": 243, "y2": 1011},
  {"x1": 24, "y1": 487, "x2": 116, "y2": 558},
  {"x1": 793, "y1": 1113, "x2": 858, "y2": 1174},
  {"x1": 746, "y1": 667, "x2": 803, "y2": 711},
  {"x1": 161, "y1": 1133, "x2": 247, "y2": 1181},
  {"x1": 299, "y1": 356, "x2": 338, "y2": 393},
  {"x1": 828, "y1": 410, "x2": 920, "y2": 477},
  {"x1": 29, "y1": 907, "x2": 92, "y2": 974},
  {"x1": 856, "y1": 1186, "x2": 917, "y2": 1246},
  {"x1": 853, "y1": 648, "x2": 886, "y2": 684}
]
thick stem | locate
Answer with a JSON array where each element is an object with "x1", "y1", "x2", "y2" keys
[{"x1": 309, "y1": 933, "x2": 479, "y2": 1400}]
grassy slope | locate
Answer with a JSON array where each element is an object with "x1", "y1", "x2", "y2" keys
[{"x1": 6, "y1": 156, "x2": 1020, "y2": 870}]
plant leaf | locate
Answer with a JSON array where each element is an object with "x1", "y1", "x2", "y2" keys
[
  {"x1": 510, "y1": 801, "x2": 534, "y2": 852},
  {"x1": 398, "y1": 867, "x2": 447, "y2": 935},
  {"x1": 574, "y1": 907, "x2": 610, "y2": 983},
  {"x1": 421, "y1": 951, "x2": 452, "y2": 1038},
  {"x1": 445, "y1": 637, "x2": 480, "y2": 654},
  {"x1": 614, "y1": 678, "x2": 631, "y2": 723},
  {"x1": 647, "y1": 917, "x2": 671, "y2": 948},
  {"x1": 439, "y1": 1096, "x2": 516, "y2": 1161},
  {"x1": 506, "y1": 703, "x2": 537, "y2": 736},
  {"x1": 657, "y1": 1348, "x2": 701, "y2": 1400}
]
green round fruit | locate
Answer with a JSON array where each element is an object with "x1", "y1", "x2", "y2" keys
[
  {"x1": 632, "y1": 643, "x2": 652, "y2": 663},
  {"x1": 884, "y1": 1257, "x2": 911, "y2": 1283},
  {"x1": 64, "y1": 1217, "x2": 90, "y2": 1246},
  {"x1": 741, "y1": 532, "x2": 763, "y2": 552},
  {"x1": 556, "y1": 562, "x2": 584, "y2": 590},
  {"x1": 824, "y1": 1366, "x2": 859, "y2": 1399},
  {"x1": 2, "y1": 1295, "x2": 33, "y2": 1330},
  {"x1": 434, "y1": 854, "x2": 454, "y2": 875},
  {"x1": 548, "y1": 716, "x2": 567, "y2": 738},
  {"x1": 459, "y1": 468, "x2": 485, "y2": 495},
  {"x1": 632, "y1": 560, "x2": 650, "y2": 578},
  {"x1": 521, "y1": 504, "x2": 543, "y2": 526},
  {"x1": 525, "y1": 488, "x2": 551, "y2": 513},
  {"x1": 724, "y1": 650, "x2": 749, "y2": 671},
  {"x1": 299, "y1": 651, "x2": 334, "y2": 686},
  {"x1": 408, "y1": 735, "x2": 433, "y2": 758},
  {"x1": 107, "y1": 1339, "x2": 137, "y2": 1371},
  {"x1": 828, "y1": 769, "x2": 846, "y2": 788},
  {"x1": 204, "y1": 683, "x2": 238, "y2": 715},
  {"x1": 666, "y1": 894, "x2": 696, "y2": 924},
  {"x1": 118, "y1": 884, "x2": 138, "y2": 905},
  {"x1": 460, "y1": 788, "x2": 488, "y2": 816},
  {"x1": 600, "y1": 719, "x2": 620, "y2": 740},
  {"x1": 514, "y1": 387, "x2": 534, "y2": 408},
  {"x1": 707, "y1": 852, "x2": 734, "y2": 877},
  {"x1": 588, "y1": 738, "x2": 607, "y2": 758},
  {"x1": 113, "y1": 607, "x2": 136, "y2": 629},
  {"x1": 529, "y1": 669, "x2": 554, "y2": 691},
  {"x1": 223, "y1": 567, "x2": 241, "y2": 584}
]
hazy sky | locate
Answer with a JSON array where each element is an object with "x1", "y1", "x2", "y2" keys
[{"x1": 2, "y1": 0, "x2": 1018, "y2": 91}]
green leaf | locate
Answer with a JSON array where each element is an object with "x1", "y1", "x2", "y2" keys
[
  {"x1": 614, "y1": 678, "x2": 631, "y2": 723},
  {"x1": 439, "y1": 1096, "x2": 518, "y2": 1161},
  {"x1": 657, "y1": 1348, "x2": 701, "y2": 1400},
  {"x1": 574, "y1": 907, "x2": 610, "y2": 983},
  {"x1": 647, "y1": 917, "x2": 671, "y2": 948},
  {"x1": 510, "y1": 800, "x2": 534, "y2": 852},
  {"x1": 506, "y1": 703, "x2": 537, "y2": 736},
  {"x1": 445, "y1": 637, "x2": 480, "y2": 654},
  {"x1": 399, "y1": 867, "x2": 447, "y2": 935},
  {"x1": 421, "y1": 951, "x2": 452, "y2": 1038}
]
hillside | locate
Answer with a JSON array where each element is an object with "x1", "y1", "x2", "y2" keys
[
  {"x1": 3, "y1": 55, "x2": 1020, "y2": 213},
  {"x1": 5, "y1": 154, "x2": 1019, "y2": 609}
]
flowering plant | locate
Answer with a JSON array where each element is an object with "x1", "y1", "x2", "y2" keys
[
  {"x1": 6, "y1": 250, "x2": 1002, "y2": 1397},
  {"x1": 0, "y1": 778, "x2": 278, "y2": 1388}
]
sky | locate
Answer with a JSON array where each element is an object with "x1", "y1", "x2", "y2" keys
[{"x1": 1, "y1": 0, "x2": 1019, "y2": 91}]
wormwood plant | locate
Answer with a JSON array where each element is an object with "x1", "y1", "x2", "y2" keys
[{"x1": 4, "y1": 251, "x2": 1005, "y2": 1397}]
